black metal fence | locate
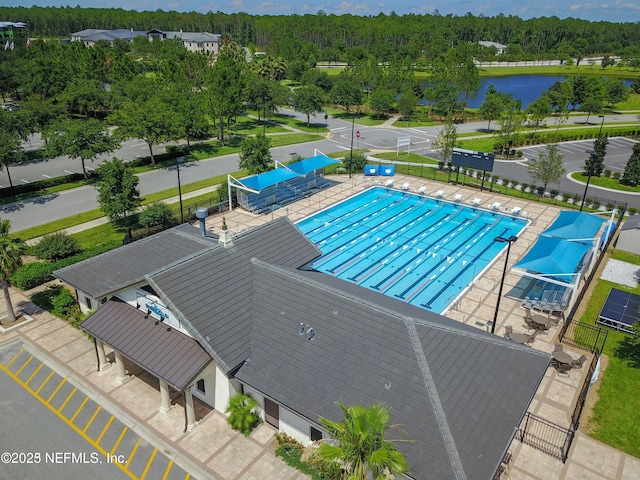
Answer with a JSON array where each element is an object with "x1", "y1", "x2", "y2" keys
[
  {"x1": 516, "y1": 413, "x2": 575, "y2": 462},
  {"x1": 570, "y1": 354, "x2": 600, "y2": 430}
]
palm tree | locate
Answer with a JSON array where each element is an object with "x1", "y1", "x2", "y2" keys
[
  {"x1": 0, "y1": 219, "x2": 24, "y2": 323},
  {"x1": 317, "y1": 402, "x2": 408, "y2": 480}
]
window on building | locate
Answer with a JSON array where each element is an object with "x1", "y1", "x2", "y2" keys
[
  {"x1": 310, "y1": 426, "x2": 322, "y2": 441},
  {"x1": 196, "y1": 379, "x2": 205, "y2": 394},
  {"x1": 86, "y1": 297, "x2": 92, "y2": 310}
]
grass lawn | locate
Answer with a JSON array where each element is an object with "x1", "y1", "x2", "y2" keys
[
  {"x1": 614, "y1": 94, "x2": 640, "y2": 111},
  {"x1": 476, "y1": 65, "x2": 640, "y2": 78},
  {"x1": 569, "y1": 172, "x2": 640, "y2": 193},
  {"x1": 371, "y1": 152, "x2": 439, "y2": 164},
  {"x1": 580, "y1": 249, "x2": 640, "y2": 458}
]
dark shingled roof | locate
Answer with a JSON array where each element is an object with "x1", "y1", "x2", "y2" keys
[
  {"x1": 621, "y1": 214, "x2": 640, "y2": 231},
  {"x1": 54, "y1": 224, "x2": 217, "y2": 299},
  {"x1": 81, "y1": 299, "x2": 211, "y2": 390},
  {"x1": 147, "y1": 217, "x2": 321, "y2": 372},
  {"x1": 235, "y1": 259, "x2": 549, "y2": 480}
]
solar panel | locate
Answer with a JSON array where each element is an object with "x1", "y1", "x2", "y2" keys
[{"x1": 597, "y1": 288, "x2": 640, "y2": 334}]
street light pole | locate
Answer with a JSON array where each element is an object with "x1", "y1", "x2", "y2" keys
[
  {"x1": 349, "y1": 115, "x2": 355, "y2": 178},
  {"x1": 491, "y1": 235, "x2": 518, "y2": 334},
  {"x1": 598, "y1": 115, "x2": 605, "y2": 137},
  {"x1": 580, "y1": 149, "x2": 597, "y2": 212},
  {"x1": 176, "y1": 156, "x2": 184, "y2": 223}
]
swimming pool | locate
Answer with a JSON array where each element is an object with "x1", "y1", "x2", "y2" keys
[{"x1": 297, "y1": 186, "x2": 528, "y2": 314}]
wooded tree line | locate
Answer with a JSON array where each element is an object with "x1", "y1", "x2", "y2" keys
[{"x1": 1, "y1": 6, "x2": 640, "y2": 63}]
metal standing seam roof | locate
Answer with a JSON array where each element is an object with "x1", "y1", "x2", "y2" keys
[
  {"x1": 53, "y1": 225, "x2": 217, "y2": 299},
  {"x1": 147, "y1": 218, "x2": 322, "y2": 373},
  {"x1": 236, "y1": 259, "x2": 549, "y2": 480},
  {"x1": 80, "y1": 299, "x2": 212, "y2": 391}
]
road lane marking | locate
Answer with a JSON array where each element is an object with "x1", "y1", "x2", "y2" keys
[
  {"x1": 70, "y1": 396, "x2": 89, "y2": 422},
  {"x1": 96, "y1": 415, "x2": 115, "y2": 444},
  {"x1": 125, "y1": 437, "x2": 142, "y2": 470},
  {"x1": 15, "y1": 355, "x2": 34, "y2": 375},
  {"x1": 58, "y1": 387, "x2": 77, "y2": 412},
  {"x1": 83, "y1": 405, "x2": 102, "y2": 433},
  {"x1": 4, "y1": 348, "x2": 24, "y2": 368},
  {"x1": 42, "y1": 174, "x2": 52, "y2": 178},
  {"x1": 20, "y1": 179, "x2": 30, "y2": 183},
  {"x1": 25, "y1": 363, "x2": 44, "y2": 384},
  {"x1": 47, "y1": 377, "x2": 66, "y2": 402},
  {"x1": 140, "y1": 448, "x2": 157, "y2": 480},
  {"x1": 64, "y1": 170, "x2": 74, "y2": 174},
  {"x1": 35, "y1": 371, "x2": 55, "y2": 394}
]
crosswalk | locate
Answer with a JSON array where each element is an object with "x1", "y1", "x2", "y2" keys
[{"x1": 1, "y1": 346, "x2": 190, "y2": 480}]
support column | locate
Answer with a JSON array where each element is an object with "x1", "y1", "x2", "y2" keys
[
  {"x1": 159, "y1": 379, "x2": 173, "y2": 414},
  {"x1": 185, "y1": 387, "x2": 198, "y2": 431},
  {"x1": 96, "y1": 340, "x2": 111, "y2": 371},
  {"x1": 114, "y1": 352, "x2": 130, "y2": 384}
]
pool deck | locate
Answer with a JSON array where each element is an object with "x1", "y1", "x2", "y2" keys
[{"x1": 204, "y1": 172, "x2": 639, "y2": 480}]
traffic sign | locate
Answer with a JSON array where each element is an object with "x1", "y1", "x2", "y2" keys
[{"x1": 356, "y1": 131, "x2": 360, "y2": 138}]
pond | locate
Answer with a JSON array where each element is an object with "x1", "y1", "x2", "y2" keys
[{"x1": 465, "y1": 74, "x2": 634, "y2": 109}]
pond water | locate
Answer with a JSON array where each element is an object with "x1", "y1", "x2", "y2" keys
[{"x1": 465, "y1": 75, "x2": 634, "y2": 109}]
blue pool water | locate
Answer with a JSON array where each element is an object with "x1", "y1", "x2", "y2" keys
[{"x1": 297, "y1": 187, "x2": 528, "y2": 314}]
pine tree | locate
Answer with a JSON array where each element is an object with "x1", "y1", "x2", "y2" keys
[{"x1": 622, "y1": 143, "x2": 640, "y2": 186}]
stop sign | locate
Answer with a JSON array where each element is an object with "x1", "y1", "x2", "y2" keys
[{"x1": 356, "y1": 130, "x2": 360, "y2": 138}]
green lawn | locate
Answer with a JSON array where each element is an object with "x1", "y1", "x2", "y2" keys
[
  {"x1": 569, "y1": 172, "x2": 640, "y2": 193},
  {"x1": 370, "y1": 152, "x2": 439, "y2": 164},
  {"x1": 476, "y1": 65, "x2": 640, "y2": 78},
  {"x1": 579, "y1": 248, "x2": 640, "y2": 458}
]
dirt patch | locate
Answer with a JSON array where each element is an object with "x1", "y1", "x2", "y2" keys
[
  {"x1": 0, "y1": 313, "x2": 30, "y2": 329},
  {"x1": 578, "y1": 353, "x2": 610, "y2": 435}
]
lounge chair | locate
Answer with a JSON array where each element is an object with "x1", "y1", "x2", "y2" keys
[
  {"x1": 572, "y1": 354, "x2": 588, "y2": 369},
  {"x1": 400, "y1": 182, "x2": 411, "y2": 191},
  {"x1": 512, "y1": 206, "x2": 522, "y2": 216},
  {"x1": 492, "y1": 202, "x2": 501, "y2": 211},
  {"x1": 504, "y1": 325, "x2": 513, "y2": 338},
  {"x1": 453, "y1": 194, "x2": 462, "y2": 202},
  {"x1": 385, "y1": 179, "x2": 394, "y2": 187},
  {"x1": 416, "y1": 186, "x2": 427, "y2": 194},
  {"x1": 471, "y1": 197, "x2": 482, "y2": 206},
  {"x1": 435, "y1": 190, "x2": 444, "y2": 199}
]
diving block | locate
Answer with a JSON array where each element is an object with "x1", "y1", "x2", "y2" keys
[
  {"x1": 385, "y1": 179, "x2": 394, "y2": 187},
  {"x1": 512, "y1": 206, "x2": 522, "y2": 216},
  {"x1": 400, "y1": 182, "x2": 411, "y2": 191},
  {"x1": 492, "y1": 202, "x2": 501, "y2": 211},
  {"x1": 416, "y1": 186, "x2": 427, "y2": 194},
  {"x1": 471, "y1": 198, "x2": 482, "y2": 206},
  {"x1": 453, "y1": 194, "x2": 462, "y2": 203},
  {"x1": 435, "y1": 190, "x2": 444, "y2": 199}
]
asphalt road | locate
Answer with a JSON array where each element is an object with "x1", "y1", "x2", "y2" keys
[{"x1": 1, "y1": 111, "x2": 639, "y2": 233}]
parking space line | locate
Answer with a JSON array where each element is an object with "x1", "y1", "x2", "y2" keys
[
  {"x1": 111, "y1": 426, "x2": 129, "y2": 456},
  {"x1": 0, "y1": 358, "x2": 138, "y2": 480},
  {"x1": 162, "y1": 460, "x2": 174, "y2": 480},
  {"x1": 57, "y1": 387, "x2": 77, "y2": 412},
  {"x1": 185, "y1": 473, "x2": 191, "y2": 480},
  {"x1": 83, "y1": 405, "x2": 102, "y2": 433},
  {"x1": 35, "y1": 371, "x2": 55, "y2": 394},
  {"x1": 4, "y1": 348, "x2": 24, "y2": 368},
  {"x1": 126, "y1": 437, "x2": 142, "y2": 470},
  {"x1": 70, "y1": 396, "x2": 89, "y2": 422},
  {"x1": 25, "y1": 363, "x2": 44, "y2": 384},
  {"x1": 140, "y1": 448, "x2": 157, "y2": 480},
  {"x1": 96, "y1": 415, "x2": 115, "y2": 444},
  {"x1": 15, "y1": 355, "x2": 34, "y2": 375},
  {"x1": 47, "y1": 377, "x2": 66, "y2": 402}
]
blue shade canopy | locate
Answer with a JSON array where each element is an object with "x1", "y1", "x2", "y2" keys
[
  {"x1": 513, "y1": 236, "x2": 592, "y2": 283},
  {"x1": 542, "y1": 211, "x2": 606, "y2": 243},
  {"x1": 237, "y1": 168, "x2": 301, "y2": 191},
  {"x1": 288, "y1": 155, "x2": 339, "y2": 175},
  {"x1": 364, "y1": 164, "x2": 379, "y2": 176}
]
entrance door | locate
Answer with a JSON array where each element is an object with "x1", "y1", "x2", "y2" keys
[{"x1": 264, "y1": 398, "x2": 280, "y2": 428}]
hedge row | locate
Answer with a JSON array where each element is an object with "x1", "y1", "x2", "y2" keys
[{"x1": 10, "y1": 240, "x2": 121, "y2": 290}]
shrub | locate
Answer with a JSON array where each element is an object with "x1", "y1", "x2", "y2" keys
[
  {"x1": 225, "y1": 393, "x2": 262, "y2": 435},
  {"x1": 511, "y1": 179, "x2": 519, "y2": 188},
  {"x1": 139, "y1": 202, "x2": 177, "y2": 230},
  {"x1": 613, "y1": 171, "x2": 621, "y2": 180},
  {"x1": 592, "y1": 200, "x2": 601, "y2": 210},
  {"x1": 32, "y1": 232, "x2": 81, "y2": 261},
  {"x1": 628, "y1": 208, "x2": 638, "y2": 216},
  {"x1": 536, "y1": 186, "x2": 545, "y2": 196},
  {"x1": 562, "y1": 193, "x2": 570, "y2": 202},
  {"x1": 573, "y1": 194, "x2": 581, "y2": 203},
  {"x1": 550, "y1": 189, "x2": 559, "y2": 198},
  {"x1": 51, "y1": 288, "x2": 77, "y2": 318},
  {"x1": 31, "y1": 285, "x2": 82, "y2": 326},
  {"x1": 606, "y1": 202, "x2": 615, "y2": 212},
  {"x1": 10, "y1": 262, "x2": 54, "y2": 290},
  {"x1": 520, "y1": 182, "x2": 528, "y2": 192},
  {"x1": 604, "y1": 169, "x2": 612, "y2": 177}
]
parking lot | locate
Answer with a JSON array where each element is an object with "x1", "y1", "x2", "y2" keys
[{"x1": 0, "y1": 342, "x2": 190, "y2": 480}]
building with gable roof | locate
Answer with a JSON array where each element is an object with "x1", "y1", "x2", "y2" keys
[{"x1": 55, "y1": 217, "x2": 549, "y2": 479}]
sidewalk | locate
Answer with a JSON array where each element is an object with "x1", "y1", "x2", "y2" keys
[{"x1": 0, "y1": 287, "x2": 308, "y2": 480}]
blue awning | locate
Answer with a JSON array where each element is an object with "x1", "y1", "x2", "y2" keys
[
  {"x1": 513, "y1": 236, "x2": 592, "y2": 283},
  {"x1": 287, "y1": 155, "x2": 339, "y2": 175},
  {"x1": 364, "y1": 164, "x2": 379, "y2": 176},
  {"x1": 542, "y1": 211, "x2": 606, "y2": 243},
  {"x1": 237, "y1": 168, "x2": 301, "y2": 191}
]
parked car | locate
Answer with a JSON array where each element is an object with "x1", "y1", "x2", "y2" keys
[{"x1": 1, "y1": 103, "x2": 21, "y2": 112}]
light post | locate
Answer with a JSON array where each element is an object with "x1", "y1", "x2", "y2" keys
[
  {"x1": 580, "y1": 149, "x2": 597, "y2": 212},
  {"x1": 349, "y1": 114, "x2": 355, "y2": 178},
  {"x1": 176, "y1": 156, "x2": 185, "y2": 223},
  {"x1": 491, "y1": 235, "x2": 518, "y2": 334},
  {"x1": 263, "y1": 96, "x2": 268, "y2": 135},
  {"x1": 597, "y1": 115, "x2": 605, "y2": 137}
]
